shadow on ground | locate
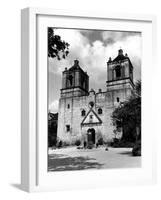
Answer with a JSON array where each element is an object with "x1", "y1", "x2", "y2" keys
[
  {"x1": 48, "y1": 154, "x2": 103, "y2": 171},
  {"x1": 117, "y1": 151, "x2": 133, "y2": 156},
  {"x1": 10, "y1": 183, "x2": 23, "y2": 191}
]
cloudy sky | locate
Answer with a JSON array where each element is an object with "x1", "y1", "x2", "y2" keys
[{"x1": 48, "y1": 28, "x2": 141, "y2": 113}]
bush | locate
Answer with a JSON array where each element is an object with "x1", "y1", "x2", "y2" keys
[
  {"x1": 63, "y1": 141, "x2": 70, "y2": 147},
  {"x1": 113, "y1": 138, "x2": 120, "y2": 144},
  {"x1": 48, "y1": 135, "x2": 57, "y2": 147},
  {"x1": 112, "y1": 139, "x2": 134, "y2": 148},
  {"x1": 132, "y1": 140, "x2": 141, "y2": 156},
  {"x1": 75, "y1": 140, "x2": 81, "y2": 146},
  {"x1": 97, "y1": 138, "x2": 104, "y2": 145},
  {"x1": 57, "y1": 140, "x2": 62, "y2": 148}
]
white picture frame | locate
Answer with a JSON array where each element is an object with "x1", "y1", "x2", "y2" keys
[{"x1": 21, "y1": 7, "x2": 157, "y2": 192}]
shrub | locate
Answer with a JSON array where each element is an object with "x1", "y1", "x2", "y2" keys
[
  {"x1": 63, "y1": 141, "x2": 70, "y2": 147},
  {"x1": 112, "y1": 139, "x2": 134, "y2": 148},
  {"x1": 97, "y1": 138, "x2": 104, "y2": 145},
  {"x1": 48, "y1": 135, "x2": 57, "y2": 147},
  {"x1": 132, "y1": 140, "x2": 141, "y2": 156},
  {"x1": 75, "y1": 140, "x2": 81, "y2": 146},
  {"x1": 57, "y1": 140, "x2": 62, "y2": 148},
  {"x1": 113, "y1": 138, "x2": 120, "y2": 144}
]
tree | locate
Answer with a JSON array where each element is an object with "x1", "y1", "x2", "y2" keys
[
  {"x1": 112, "y1": 80, "x2": 141, "y2": 143},
  {"x1": 48, "y1": 112, "x2": 58, "y2": 147},
  {"x1": 48, "y1": 28, "x2": 69, "y2": 60}
]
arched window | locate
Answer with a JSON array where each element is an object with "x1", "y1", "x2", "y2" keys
[
  {"x1": 117, "y1": 97, "x2": 120, "y2": 102},
  {"x1": 115, "y1": 66, "x2": 121, "y2": 78},
  {"x1": 68, "y1": 75, "x2": 73, "y2": 86},
  {"x1": 81, "y1": 109, "x2": 86, "y2": 116},
  {"x1": 98, "y1": 108, "x2": 103, "y2": 114},
  {"x1": 89, "y1": 101, "x2": 94, "y2": 108},
  {"x1": 81, "y1": 76, "x2": 85, "y2": 88}
]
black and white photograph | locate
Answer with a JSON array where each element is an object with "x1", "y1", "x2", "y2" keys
[{"x1": 48, "y1": 27, "x2": 141, "y2": 172}]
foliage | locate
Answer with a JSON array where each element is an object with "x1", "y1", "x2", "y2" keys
[
  {"x1": 48, "y1": 135, "x2": 57, "y2": 147},
  {"x1": 57, "y1": 140, "x2": 62, "y2": 148},
  {"x1": 48, "y1": 113, "x2": 58, "y2": 147},
  {"x1": 48, "y1": 127, "x2": 57, "y2": 147},
  {"x1": 112, "y1": 140, "x2": 134, "y2": 148},
  {"x1": 97, "y1": 137, "x2": 104, "y2": 145},
  {"x1": 62, "y1": 141, "x2": 70, "y2": 147},
  {"x1": 48, "y1": 28, "x2": 69, "y2": 60},
  {"x1": 112, "y1": 80, "x2": 141, "y2": 143},
  {"x1": 75, "y1": 140, "x2": 81, "y2": 146},
  {"x1": 132, "y1": 140, "x2": 141, "y2": 156}
]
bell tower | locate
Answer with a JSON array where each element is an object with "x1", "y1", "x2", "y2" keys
[
  {"x1": 107, "y1": 49, "x2": 134, "y2": 91},
  {"x1": 61, "y1": 60, "x2": 89, "y2": 98},
  {"x1": 106, "y1": 49, "x2": 134, "y2": 104}
]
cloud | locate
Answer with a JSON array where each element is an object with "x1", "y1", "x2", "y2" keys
[
  {"x1": 49, "y1": 100, "x2": 59, "y2": 113},
  {"x1": 49, "y1": 29, "x2": 89, "y2": 75},
  {"x1": 48, "y1": 29, "x2": 141, "y2": 112},
  {"x1": 103, "y1": 34, "x2": 142, "y2": 81},
  {"x1": 102, "y1": 31, "x2": 140, "y2": 45}
]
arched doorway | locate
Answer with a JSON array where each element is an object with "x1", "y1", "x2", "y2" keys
[{"x1": 87, "y1": 128, "x2": 95, "y2": 144}]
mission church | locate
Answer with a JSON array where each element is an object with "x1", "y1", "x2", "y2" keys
[{"x1": 57, "y1": 49, "x2": 134, "y2": 145}]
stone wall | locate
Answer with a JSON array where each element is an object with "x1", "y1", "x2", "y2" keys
[{"x1": 57, "y1": 84, "x2": 132, "y2": 145}]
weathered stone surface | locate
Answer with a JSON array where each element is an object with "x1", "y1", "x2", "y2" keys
[{"x1": 57, "y1": 50, "x2": 134, "y2": 145}]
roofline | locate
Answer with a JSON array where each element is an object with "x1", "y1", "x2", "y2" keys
[
  {"x1": 81, "y1": 108, "x2": 102, "y2": 125},
  {"x1": 107, "y1": 57, "x2": 134, "y2": 68},
  {"x1": 63, "y1": 66, "x2": 89, "y2": 77},
  {"x1": 106, "y1": 77, "x2": 134, "y2": 87}
]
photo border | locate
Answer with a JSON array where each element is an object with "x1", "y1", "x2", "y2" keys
[{"x1": 21, "y1": 7, "x2": 157, "y2": 192}]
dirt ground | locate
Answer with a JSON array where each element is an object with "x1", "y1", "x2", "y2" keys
[{"x1": 48, "y1": 146, "x2": 141, "y2": 171}]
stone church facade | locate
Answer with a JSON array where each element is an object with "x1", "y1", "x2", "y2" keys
[{"x1": 57, "y1": 49, "x2": 134, "y2": 145}]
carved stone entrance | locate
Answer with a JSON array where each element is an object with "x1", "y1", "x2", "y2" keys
[{"x1": 87, "y1": 128, "x2": 95, "y2": 144}]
